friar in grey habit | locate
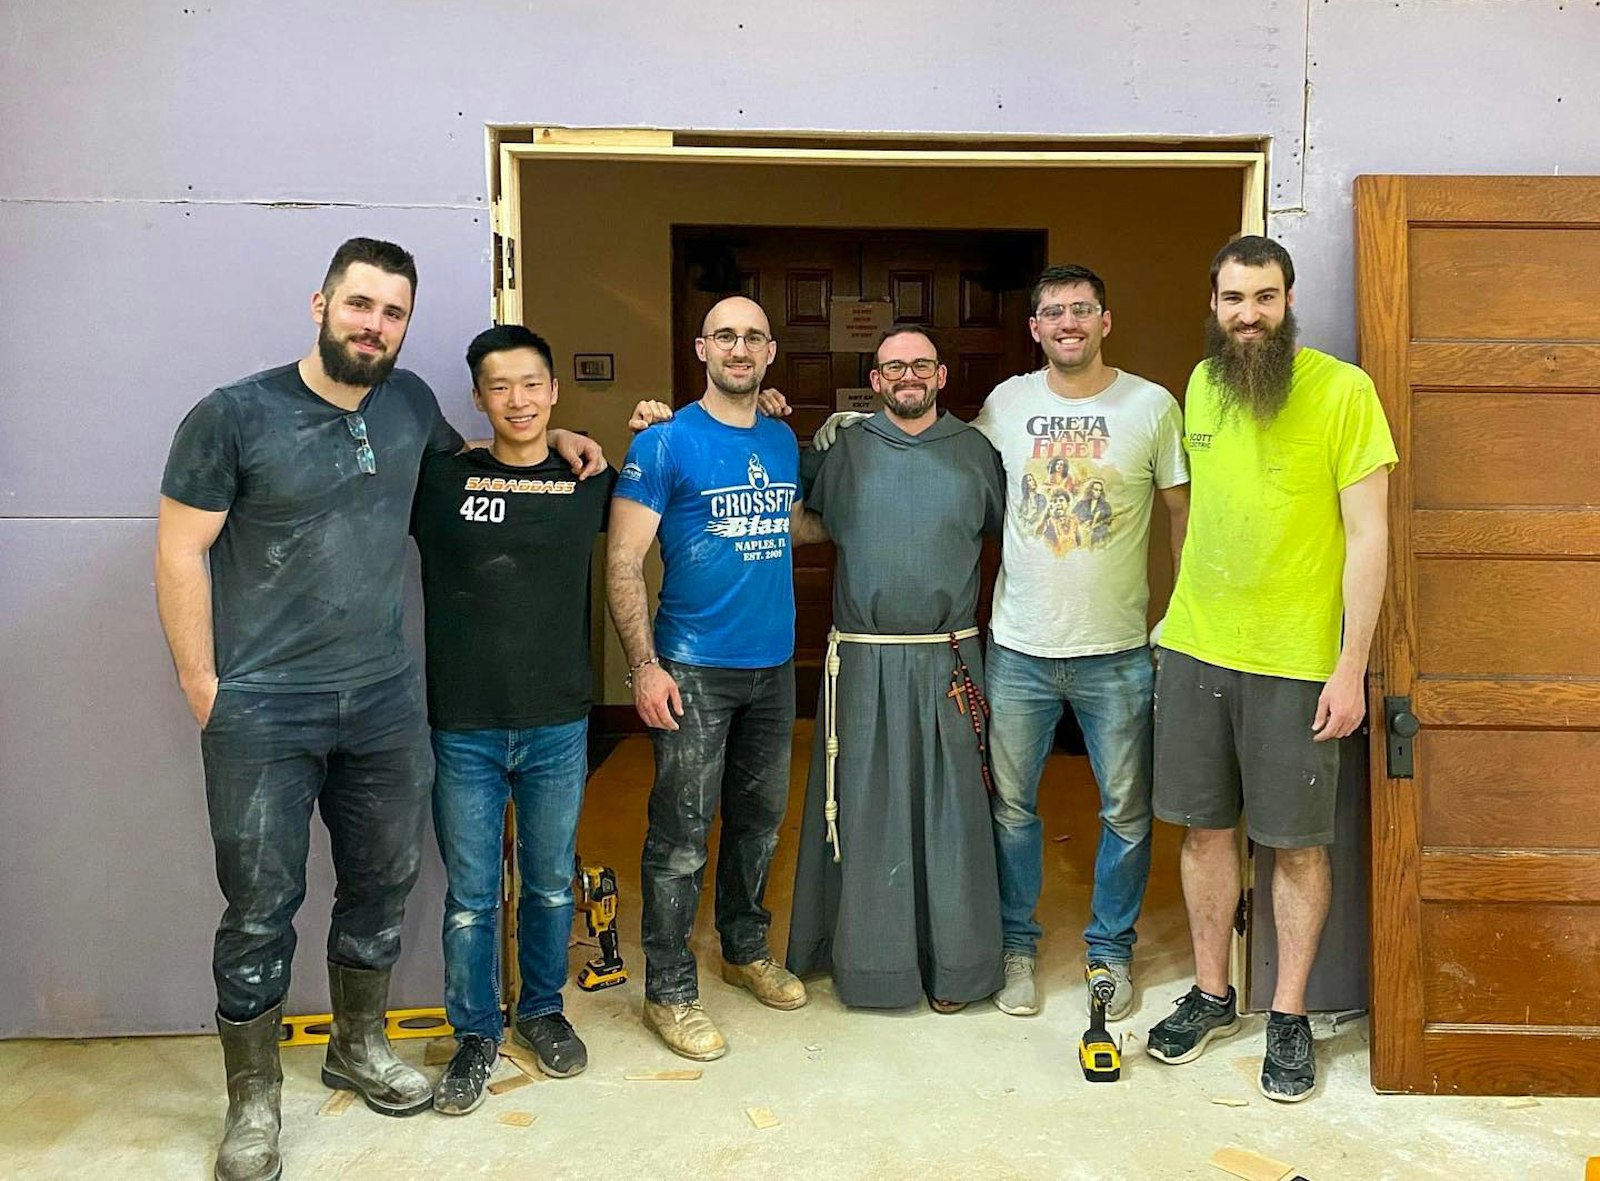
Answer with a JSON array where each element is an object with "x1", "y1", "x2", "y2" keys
[{"x1": 786, "y1": 325, "x2": 1007, "y2": 1010}]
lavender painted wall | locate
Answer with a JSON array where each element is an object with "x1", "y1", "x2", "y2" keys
[{"x1": 3, "y1": 1, "x2": 1598, "y2": 1034}]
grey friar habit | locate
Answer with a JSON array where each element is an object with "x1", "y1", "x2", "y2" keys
[{"x1": 785, "y1": 410, "x2": 1007, "y2": 1008}]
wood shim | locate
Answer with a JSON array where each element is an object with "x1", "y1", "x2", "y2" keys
[
  {"x1": 498, "y1": 1040, "x2": 540, "y2": 1070},
  {"x1": 624, "y1": 1068, "x2": 704, "y2": 1081},
  {"x1": 1210, "y1": 1097, "x2": 1250, "y2": 1107},
  {"x1": 318, "y1": 1089, "x2": 357, "y2": 1117},
  {"x1": 1209, "y1": 1146, "x2": 1295, "y2": 1181},
  {"x1": 423, "y1": 1038, "x2": 455, "y2": 1066},
  {"x1": 487, "y1": 1072, "x2": 536, "y2": 1096},
  {"x1": 746, "y1": 1106, "x2": 781, "y2": 1129},
  {"x1": 497, "y1": 1110, "x2": 537, "y2": 1128},
  {"x1": 1502, "y1": 1096, "x2": 1540, "y2": 1109}
]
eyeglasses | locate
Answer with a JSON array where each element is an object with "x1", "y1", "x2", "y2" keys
[
  {"x1": 1034, "y1": 301, "x2": 1103, "y2": 323},
  {"x1": 346, "y1": 413, "x2": 377, "y2": 476},
  {"x1": 875, "y1": 358, "x2": 940, "y2": 380},
  {"x1": 701, "y1": 329, "x2": 772, "y2": 351}
]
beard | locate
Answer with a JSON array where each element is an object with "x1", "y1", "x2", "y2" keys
[
  {"x1": 319, "y1": 319, "x2": 401, "y2": 388},
  {"x1": 709, "y1": 360, "x2": 762, "y2": 398},
  {"x1": 882, "y1": 380, "x2": 938, "y2": 420},
  {"x1": 1204, "y1": 308, "x2": 1298, "y2": 425}
]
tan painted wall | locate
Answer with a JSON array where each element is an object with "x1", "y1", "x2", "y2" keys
[{"x1": 514, "y1": 160, "x2": 1243, "y2": 706}]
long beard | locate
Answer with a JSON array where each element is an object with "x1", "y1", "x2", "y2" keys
[
  {"x1": 319, "y1": 320, "x2": 400, "y2": 388},
  {"x1": 1204, "y1": 309, "x2": 1298, "y2": 425}
]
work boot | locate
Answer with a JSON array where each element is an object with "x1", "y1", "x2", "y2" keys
[
  {"x1": 214, "y1": 1005, "x2": 283, "y2": 1181},
  {"x1": 1087, "y1": 958, "x2": 1135, "y2": 1022},
  {"x1": 320, "y1": 963, "x2": 432, "y2": 1116},
  {"x1": 721, "y1": 956, "x2": 808, "y2": 1010},
  {"x1": 643, "y1": 999, "x2": 727, "y2": 1061},
  {"x1": 993, "y1": 951, "x2": 1038, "y2": 1016}
]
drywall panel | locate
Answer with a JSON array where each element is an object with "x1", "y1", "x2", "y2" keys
[
  {"x1": 0, "y1": 520, "x2": 447, "y2": 1036},
  {"x1": 0, "y1": 1, "x2": 1303, "y2": 204},
  {"x1": 0, "y1": 202, "x2": 487, "y2": 518}
]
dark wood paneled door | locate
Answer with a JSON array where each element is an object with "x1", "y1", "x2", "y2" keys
[
  {"x1": 672, "y1": 226, "x2": 1045, "y2": 714},
  {"x1": 1357, "y1": 175, "x2": 1600, "y2": 1095}
]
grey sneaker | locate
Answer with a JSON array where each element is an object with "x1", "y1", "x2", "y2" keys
[
  {"x1": 1087, "y1": 959, "x2": 1134, "y2": 1021},
  {"x1": 993, "y1": 951, "x2": 1038, "y2": 1016}
]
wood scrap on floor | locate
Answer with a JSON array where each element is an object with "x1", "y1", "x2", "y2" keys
[
  {"x1": 624, "y1": 1068, "x2": 704, "y2": 1081},
  {"x1": 318, "y1": 1089, "x2": 357, "y2": 1117},
  {"x1": 496, "y1": 1110, "x2": 536, "y2": 1128},
  {"x1": 746, "y1": 1106, "x2": 781, "y2": 1129},
  {"x1": 1210, "y1": 1097, "x2": 1250, "y2": 1107},
  {"x1": 1209, "y1": 1145, "x2": 1296, "y2": 1181},
  {"x1": 423, "y1": 1037, "x2": 454, "y2": 1067},
  {"x1": 487, "y1": 1072, "x2": 536, "y2": 1096},
  {"x1": 1501, "y1": 1096, "x2": 1540, "y2": 1109}
]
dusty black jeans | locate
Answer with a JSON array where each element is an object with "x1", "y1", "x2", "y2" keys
[
  {"x1": 641, "y1": 657, "x2": 795, "y2": 1004},
  {"x1": 201, "y1": 671, "x2": 433, "y2": 1020}
]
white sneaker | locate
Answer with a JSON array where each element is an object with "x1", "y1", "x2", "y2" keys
[{"x1": 993, "y1": 951, "x2": 1038, "y2": 1016}]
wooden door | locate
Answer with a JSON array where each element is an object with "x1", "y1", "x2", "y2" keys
[
  {"x1": 672, "y1": 227, "x2": 1044, "y2": 714},
  {"x1": 1357, "y1": 175, "x2": 1600, "y2": 1095}
]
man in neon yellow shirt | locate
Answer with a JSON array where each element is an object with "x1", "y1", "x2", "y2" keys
[{"x1": 1145, "y1": 236, "x2": 1395, "y2": 1103}]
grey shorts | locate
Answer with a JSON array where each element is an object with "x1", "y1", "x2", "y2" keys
[{"x1": 1152, "y1": 649, "x2": 1340, "y2": 848}]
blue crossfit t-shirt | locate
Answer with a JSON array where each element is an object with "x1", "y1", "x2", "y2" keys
[{"x1": 615, "y1": 402, "x2": 799, "y2": 669}]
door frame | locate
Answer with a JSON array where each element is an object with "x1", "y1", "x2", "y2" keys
[
  {"x1": 488, "y1": 124, "x2": 1269, "y2": 1000},
  {"x1": 488, "y1": 127, "x2": 1267, "y2": 325}
]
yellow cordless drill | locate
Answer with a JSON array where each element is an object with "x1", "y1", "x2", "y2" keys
[
  {"x1": 1079, "y1": 962, "x2": 1122, "y2": 1083},
  {"x1": 574, "y1": 863, "x2": 627, "y2": 991}
]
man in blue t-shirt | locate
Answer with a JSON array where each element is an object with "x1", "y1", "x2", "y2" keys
[{"x1": 608, "y1": 296, "x2": 825, "y2": 1061}]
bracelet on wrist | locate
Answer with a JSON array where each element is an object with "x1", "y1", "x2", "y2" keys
[{"x1": 626, "y1": 656, "x2": 659, "y2": 688}]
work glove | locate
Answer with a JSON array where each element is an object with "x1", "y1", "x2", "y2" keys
[{"x1": 813, "y1": 411, "x2": 869, "y2": 451}]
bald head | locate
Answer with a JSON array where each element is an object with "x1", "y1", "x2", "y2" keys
[
  {"x1": 696, "y1": 296, "x2": 776, "y2": 399},
  {"x1": 701, "y1": 296, "x2": 771, "y2": 337}
]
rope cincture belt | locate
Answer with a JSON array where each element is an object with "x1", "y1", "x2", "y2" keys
[{"x1": 823, "y1": 625, "x2": 986, "y2": 864}]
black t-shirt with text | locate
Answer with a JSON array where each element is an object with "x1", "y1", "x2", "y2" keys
[{"x1": 411, "y1": 448, "x2": 616, "y2": 731}]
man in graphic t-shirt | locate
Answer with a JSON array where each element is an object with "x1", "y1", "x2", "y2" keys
[
  {"x1": 411, "y1": 325, "x2": 617, "y2": 1115},
  {"x1": 607, "y1": 296, "x2": 825, "y2": 1061},
  {"x1": 973, "y1": 265, "x2": 1190, "y2": 1022}
]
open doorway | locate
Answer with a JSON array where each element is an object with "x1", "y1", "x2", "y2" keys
[{"x1": 488, "y1": 128, "x2": 1279, "y2": 1008}]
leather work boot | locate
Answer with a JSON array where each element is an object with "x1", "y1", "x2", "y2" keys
[
  {"x1": 214, "y1": 1005, "x2": 283, "y2": 1181},
  {"x1": 320, "y1": 963, "x2": 432, "y2": 1116},
  {"x1": 721, "y1": 956, "x2": 808, "y2": 1010},
  {"x1": 643, "y1": 999, "x2": 728, "y2": 1061}
]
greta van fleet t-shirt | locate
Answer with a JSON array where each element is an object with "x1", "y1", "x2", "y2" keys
[
  {"x1": 410, "y1": 448, "x2": 616, "y2": 731},
  {"x1": 614, "y1": 402, "x2": 800, "y2": 669},
  {"x1": 973, "y1": 368, "x2": 1188, "y2": 658}
]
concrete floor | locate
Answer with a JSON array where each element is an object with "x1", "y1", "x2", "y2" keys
[{"x1": 3, "y1": 727, "x2": 1597, "y2": 1180}]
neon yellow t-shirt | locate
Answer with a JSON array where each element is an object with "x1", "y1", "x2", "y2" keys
[{"x1": 1162, "y1": 347, "x2": 1397, "y2": 682}]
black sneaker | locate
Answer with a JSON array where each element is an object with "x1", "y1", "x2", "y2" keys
[
  {"x1": 514, "y1": 1012, "x2": 588, "y2": 1078},
  {"x1": 1145, "y1": 985, "x2": 1241, "y2": 1064},
  {"x1": 1260, "y1": 1011, "x2": 1316, "y2": 1102},
  {"x1": 433, "y1": 1033, "x2": 496, "y2": 1115}
]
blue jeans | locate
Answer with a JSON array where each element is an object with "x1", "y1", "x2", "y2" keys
[
  {"x1": 987, "y1": 642, "x2": 1154, "y2": 963},
  {"x1": 431, "y1": 718, "x2": 588, "y2": 1040}
]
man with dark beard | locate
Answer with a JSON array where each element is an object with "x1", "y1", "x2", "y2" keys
[
  {"x1": 609, "y1": 296, "x2": 819, "y2": 1061},
  {"x1": 156, "y1": 238, "x2": 603, "y2": 1180},
  {"x1": 783, "y1": 326, "x2": 1007, "y2": 1012},
  {"x1": 1145, "y1": 235, "x2": 1395, "y2": 1103}
]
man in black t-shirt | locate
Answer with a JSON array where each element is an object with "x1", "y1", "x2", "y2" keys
[
  {"x1": 411, "y1": 325, "x2": 617, "y2": 1115},
  {"x1": 156, "y1": 241, "x2": 605, "y2": 1180}
]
